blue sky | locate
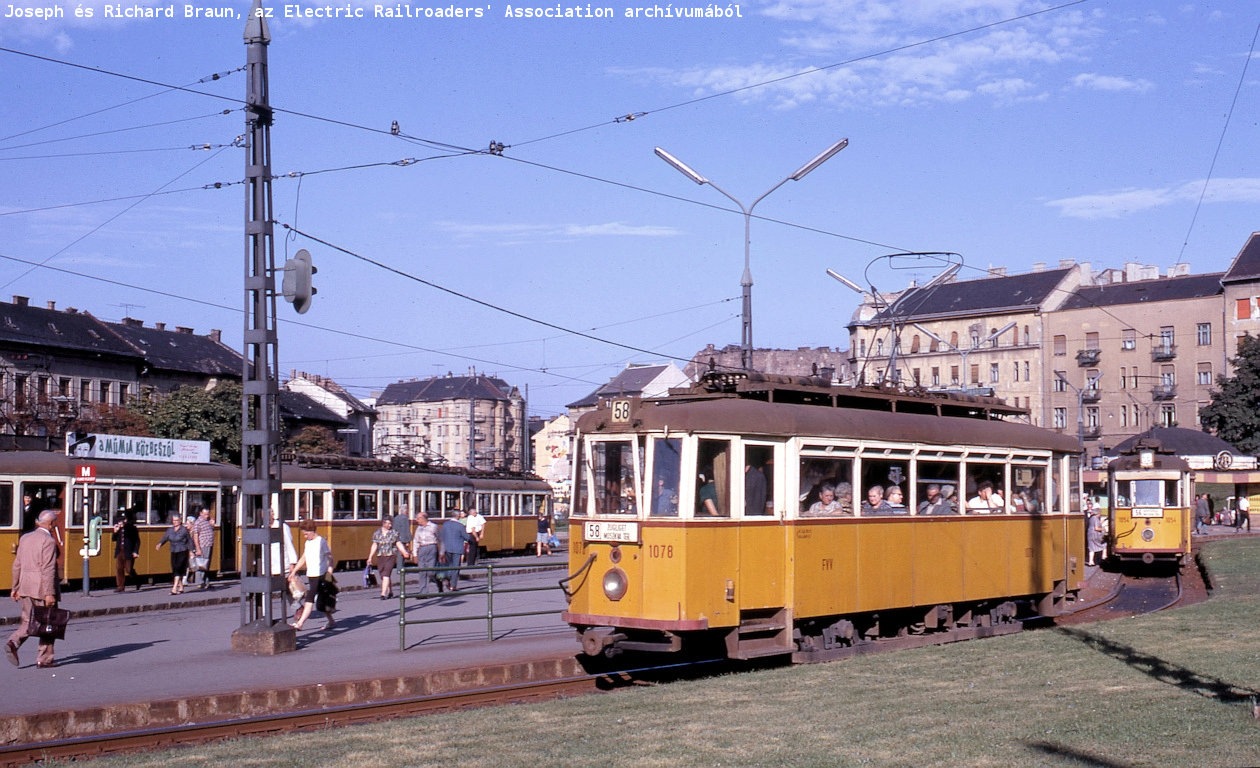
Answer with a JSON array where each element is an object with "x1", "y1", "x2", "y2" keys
[{"x1": 1, "y1": 0, "x2": 1258, "y2": 417}]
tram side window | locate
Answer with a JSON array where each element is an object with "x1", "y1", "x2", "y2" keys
[
  {"x1": 916, "y1": 460, "x2": 961, "y2": 515},
  {"x1": 799, "y1": 458, "x2": 854, "y2": 517},
  {"x1": 148, "y1": 490, "x2": 180, "y2": 526},
  {"x1": 745, "y1": 444, "x2": 773, "y2": 516},
  {"x1": 188, "y1": 492, "x2": 218, "y2": 523},
  {"x1": 0, "y1": 482, "x2": 11, "y2": 526},
  {"x1": 651, "y1": 437, "x2": 682, "y2": 517},
  {"x1": 356, "y1": 490, "x2": 378, "y2": 520},
  {"x1": 860, "y1": 459, "x2": 909, "y2": 516},
  {"x1": 592, "y1": 440, "x2": 638, "y2": 516},
  {"x1": 696, "y1": 438, "x2": 731, "y2": 517},
  {"x1": 20, "y1": 483, "x2": 64, "y2": 532},
  {"x1": 333, "y1": 490, "x2": 354, "y2": 520},
  {"x1": 965, "y1": 466, "x2": 1007, "y2": 514},
  {"x1": 1010, "y1": 466, "x2": 1046, "y2": 514}
]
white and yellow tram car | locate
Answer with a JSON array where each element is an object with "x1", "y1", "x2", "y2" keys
[
  {"x1": 1105, "y1": 439, "x2": 1193, "y2": 566},
  {"x1": 563, "y1": 375, "x2": 1086, "y2": 661},
  {"x1": 0, "y1": 451, "x2": 236, "y2": 590}
]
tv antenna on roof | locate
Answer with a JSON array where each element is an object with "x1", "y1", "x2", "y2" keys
[{"x1": 112, "y1": 302, "x2": 146, "y2": 319}]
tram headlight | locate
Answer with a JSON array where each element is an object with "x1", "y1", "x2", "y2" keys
[
  {"x1": 1141, "y1": 527, "x2": 1155, "y2": 542},
  {"x1": 602, "y1": 567, "x2": 628, "y2": 602}
]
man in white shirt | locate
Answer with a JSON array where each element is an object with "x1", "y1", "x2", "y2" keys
[{"x1": 463, "y1": 507, "x2": 486, "y2": 566}]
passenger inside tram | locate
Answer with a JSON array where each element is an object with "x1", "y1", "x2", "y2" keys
[
  {"x1": 860, "y1": 485, "x2": 891, "y2": 515},
  {"x1": 884, "y1": 485, "x2": 908, "y2": 514}
]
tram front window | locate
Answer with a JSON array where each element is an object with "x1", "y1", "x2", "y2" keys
[
  {"x1": 696, "y1": 439, "x2": 731, "y2": 517},
  {"x1": 591, "y1": 439, "x2": 639, "y2": 516},
  {"x1": 1131, "y1": 479, "x2": 1173, "y2": 507},
  {"x1": 651, "y1": 437, "x2": 681, "y2": 517}
]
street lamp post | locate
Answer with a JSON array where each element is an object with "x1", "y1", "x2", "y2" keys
[{"x1": 656, "y1": 138, "x2": 849, "y2": 372}]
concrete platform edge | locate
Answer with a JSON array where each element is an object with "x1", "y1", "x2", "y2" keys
[{"x1": 2, "y1": 654, "x2": 586, "y2": 746}]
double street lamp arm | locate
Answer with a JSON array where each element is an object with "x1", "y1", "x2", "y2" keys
[{"x1": 656, "y1": 138, "x2": 849, "y2": 371}]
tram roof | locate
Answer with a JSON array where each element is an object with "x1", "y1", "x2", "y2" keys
[
  {"x1": 0, "y1": 450, "x2": 236, "y2": 482},
  {"x1": 577, "y1": 391, "x2": 1080, "y2": 454}
]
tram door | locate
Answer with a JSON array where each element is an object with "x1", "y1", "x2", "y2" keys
[
  {"x1": 739, "y1": 441, "x2": 785, "y2": 609},
  {"x1": 21, "y1": 482, "x2": 67, "y2": 578}
]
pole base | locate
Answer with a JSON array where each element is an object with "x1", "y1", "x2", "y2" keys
[{"x1": 231, "y1": 619, "x2": 297, "y2": 655}]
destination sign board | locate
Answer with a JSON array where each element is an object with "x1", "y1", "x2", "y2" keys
[{"x1": 584, "y1": 520, "x2": 639, "y2": 543}]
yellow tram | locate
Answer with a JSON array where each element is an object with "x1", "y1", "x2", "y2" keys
[
  {"x1": 1105, "y1": 439, "x2": 1193, "y2": 566},
  {"x1": 0, "y1": 451, "x2": 237, "y2": 589},
  {"x1": 1, "y1": 449, "x2": 552, "y2": 591},
  {"x1": 279, "y1": 456, "x2": 551, "y2": 569},
  {"x1": 563, "y1": 373, "x2": 1086, "y2": 661}
]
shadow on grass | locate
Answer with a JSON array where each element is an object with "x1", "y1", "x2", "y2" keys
[
  {"x1": 1056, "y1": 625, "x2": 1257, "y2": 704},
  {"x1": 1024, "y1": 740, "x2": 1136, "y2": 767}
]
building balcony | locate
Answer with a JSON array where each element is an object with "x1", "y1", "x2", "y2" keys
[
  {"x1": 1082, "y1": 426, "x2": 1102, "y2": 440},
  {"x1": 1081, "y1": 387, "x2": 1102, "y2": 403},
  {"x1": 1151, "y1": 344, "x2": 1176, "y2": 362},
  {"x1": 1151, "y1": 384, "x2": 1177, "y2": 401},
  {"x1": 1075, "y1": 348, "x2": 1101, "y2": 366}
]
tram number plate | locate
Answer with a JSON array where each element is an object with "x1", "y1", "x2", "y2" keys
[
  {"x1": 1131, "y1": 507, "x2": 1164, "y2": 519},
  {"x1": 584, "y1": 521, "x2": 639, "y2": 543}
]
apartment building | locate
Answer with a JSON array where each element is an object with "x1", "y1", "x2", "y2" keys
[{"x1": 374, "y1": 372, "x2": 526, "y2": 471}]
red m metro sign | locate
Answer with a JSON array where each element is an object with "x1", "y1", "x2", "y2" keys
[{"x1": 75, "y1": 465, "x2": 97, "y2": 483}]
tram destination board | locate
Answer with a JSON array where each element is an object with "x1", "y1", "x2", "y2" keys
[{"x1": 584, "y1": 521, "x2": 639, "y2": 543}]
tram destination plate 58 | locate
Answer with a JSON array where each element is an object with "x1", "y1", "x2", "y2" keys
[{"x1": 584, "y1": 521, "x2": 639, "y2": 543}]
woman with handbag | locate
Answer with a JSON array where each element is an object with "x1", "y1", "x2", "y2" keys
[
  {"x1": 287, "y1": 520, "x2": 336, "y2": 632},
  {"x1": 155, "y1": 515, "x2": 194, "y2": 594},
  {"x1": 7, "y1": 509, "x2": 63, "y2": 668},
  {"x1": 366, "y1": 517, "x2": 408, "y2": 600}
]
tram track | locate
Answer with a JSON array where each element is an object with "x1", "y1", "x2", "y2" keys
[
  {"x1": 0, "y1": 658, "x2": 726, "y2": 767},
  {"x1": 1061, "y1": 570, "x2": 1184, "y2": 624}
]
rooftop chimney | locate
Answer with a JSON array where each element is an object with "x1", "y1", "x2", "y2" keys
[
  {"x1": 45, "y1": 301, "x2": 55, "y2": 311},
  {"x1": 12, "y1": 296, "x2": 28, "y2": 307},
  {"x1": 209, "y1": 329, "x2": 222, "y2": 343},
  {"x1": 154, "y1": 322, "x2": 166, "y2": 331},
  {"x1": 122, "y1": 318, "x2": 143, "y2": 327},
  {"x1": 176, "y1": 326, "x2": 193, "y2": 334}
]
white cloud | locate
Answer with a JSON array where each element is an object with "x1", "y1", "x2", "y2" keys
[
  {"x1": 435, "y1": 220, "x2": 680, "y2": 244},
  {"x1": 636, "y1": 1, "x2": 1102, "y2": 110},
  {"x1": 1046, "y1": 178, "x2": 1260, "y2": 219},
  {"x1": 1070, "y1": 73, "x2": 1155, "y2": 93}
]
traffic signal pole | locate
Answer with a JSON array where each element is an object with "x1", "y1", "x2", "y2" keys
[{"x1": 231, "y1": 0, "x2": 295, "y2": 654}]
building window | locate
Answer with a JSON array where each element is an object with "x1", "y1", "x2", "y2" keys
[
  {"x1": 1121, "y1": 329, "x2": 1137, "y2": 350},
  {"x1": 1197, "y1": 363, "x2": 1212, "y2": 386},
  {"x1": 989, "y1": 363, "x2": 999, "y2": 384},
  {"x1": 1023, "y1": 362, "x2": 1030, "y2": 381},
  {"x1": 969, "y1": 364, "x2": 979, "y2": 386},
  {"x1": 1160, "y1": 366, "x2": 1176, "y2": 386},
  {"x1": 912, "y1": 368, "x2": 921, "y2": 386},
  {"x1": 1196, "y1": 323, "x2": 1211, "y2": 346},
  {"x1": 1053, "y1": 408, "x2": 1067, "y2": 429},
  {"x1": 950, "y1": 366, "x2": 959, "y2": 386},
  {"x1": 910, "y1": 335, "x2": 920, "y2": 354},
  {"x1": 1085, "y1": 331, "x2": 1099, "y2": 350},
  {"x1": 1119, "y1": 367, "x2": 1127, "y2": 389},
  {"x1": 1023, "y1": 325, "x2": 1031, "y2": 345},
  {"x1": 988, "y1": 328, "x2": 1001, "y2": 348},
  {"x1": 1159, "y1": 326, "x2": 1175, "y2": 350},
  {"x1": 875, "y1": 338, "x2": 884, "y2": 356},
  {"x1": 949, "y1": 331, "x2": 959, "y2": 349},
  {"x1": 859, "y1": 338, "x2": 866, "y2": 356},
  {"x1": 931, "y1": 367, "x2": 940, "y2": 386},
  {"x1": 1160, "y1": 404, "x2": 1176, "y2": 428},
  {"x1": 1012, "y1": 362, "x2": 1019, "y2": 382},
  {"x1": 971, "y1": 331, "x2": 981, "y2": 348},
  {"x1": 1238, "y1": 298, "x2": 1253, "y2": 320},
  {"x1": 1053, "y1": 335, "x2": 1066, "y2": 356},
  {"x1": 1086, "y1": 407, "x2": 1099, "y2": 429},
  {"x1": 1120, "y1": 405, "x2": 1128, "y2": 428},
  {"x1": 118, "y1": 383, "x2": 129, "y2": 404},
  {"x1": 1053, "y1": 372, "x2": 1067, "y2": 393}
]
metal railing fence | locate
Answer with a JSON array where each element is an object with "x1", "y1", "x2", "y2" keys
[{"x1": 395, "y1": 562, "x2": 565, "y2": 650}]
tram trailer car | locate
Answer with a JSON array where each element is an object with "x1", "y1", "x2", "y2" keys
[
  {"x1": 1105, "y1": 442, "x2": 1193, "y2": 567},
  {"x1": 279, "y1": 458, "x2": 553, "y2": 569},
  {"x1": 1, "y1": 451, "x2": 552, "y2": 592},
  {"x1": 0, "y1": 451, "x2": 237, "y2": 591},
  {"x1": 563, "y1": 377, "x2": 1086, "y2": 662}
]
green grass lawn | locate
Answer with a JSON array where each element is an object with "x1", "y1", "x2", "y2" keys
[{"x1": 65, "y1": 539, "x2": 1260, "y2": 767}]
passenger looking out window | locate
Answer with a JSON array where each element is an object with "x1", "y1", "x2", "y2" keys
[{"x1": 967, "y1": 481, "x2": 1005, "y2": 514}]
